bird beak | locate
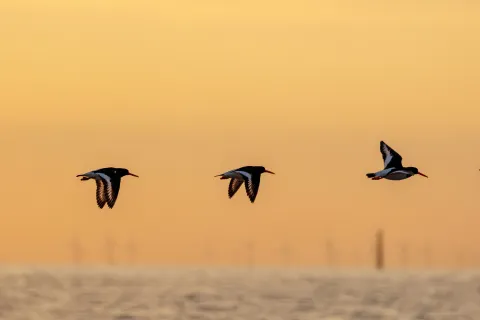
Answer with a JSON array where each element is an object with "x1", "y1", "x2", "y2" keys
[
  {"x1": 265, "y1": 170, "x2": 275, "y2": 174},
  {"x1": 418, "y1": 172, "x2": 428, "y2": 178},
  {"x1": 128, "y1": 173, "x2": 139, "y2": 177}
]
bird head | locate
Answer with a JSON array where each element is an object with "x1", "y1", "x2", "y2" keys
[
  {"x1": 259, "y1": 166, "x2": 275, "y2": 175},
  {"x1": 116, "y1": 168, "x2": 139, "y2": 178},
  {"x1": 410, "y1": 167, "x2": 428, "y2": 178}
]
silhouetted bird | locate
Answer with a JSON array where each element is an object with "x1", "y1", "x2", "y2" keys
[
  {"x1": 76, "y1": 167, "x2": 139, "y2": 208},
  {"x1": 366, "y1": 141, "x2": 428, "y2": 180},
  {"x1": 215, "y1": 166, "x2": 275, "y2": 203}
]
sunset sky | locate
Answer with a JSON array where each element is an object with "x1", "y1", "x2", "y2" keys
[{"x1": 1, "y1": 0, "x2": 480, "y2": 268}]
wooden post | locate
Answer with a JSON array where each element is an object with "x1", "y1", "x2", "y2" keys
[
  {"x1": 203, "y1": 240, "x2": 213, "y2": 264},
  {"x1": 400, "y1": 242, "x2": 408, "y2": 269},
  {"x1": 375, "y1": 229, "x2": 385, "y2": 271},
  {"x1": 71, "y1": 236, "x2": 83, "y2": 266},
  {"x1": 325, "y1": 239, "x2": 334, "y2": 268},
  {"x1": 105, "y1": 236, "x2": 116, "y2": 266},
  {"x1": 127, "y1": 238, "x2": 137, "y2": 266},
  {"x1": 246, "y1": 241, "x2": 255, "y2": 270},
  {"x1": 423, "y1": 243, "x2": 432, "y2": 268},
  {"x1": 280, "y1": 241, "x2": 291, "y2": 267}
]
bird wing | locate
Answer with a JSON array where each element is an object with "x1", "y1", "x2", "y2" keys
[
  {"x1": 95, "y1": 173, "x2": 120, "y2": 209},
  {"x1": 380, "y1": 141, "x2": 403, "y2": 169},
  {"x1": 244, "y1": 173, "x2": 261, "y2": 203},
  {"x1": 228, "y1": 178, "x2": 244, "y2": 198},
  {"x1": 94, "y1": 177, "x2": 108, "y2": 209},
  {"x1": 107, "y1": 176, "x2": 121, "y2": 209}
]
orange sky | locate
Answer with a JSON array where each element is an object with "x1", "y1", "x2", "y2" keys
[{"x1": 1, "y1": 0, "x2": 480, "y2": 268}]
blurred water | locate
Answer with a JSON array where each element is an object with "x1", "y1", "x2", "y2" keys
[{"x1": 0, "y1": 266, "x2": 478, "y2": 320}]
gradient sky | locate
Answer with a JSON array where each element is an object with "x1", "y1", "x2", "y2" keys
[{"x1": 1, "y1": 0, "x2": 480, "y2": 268}]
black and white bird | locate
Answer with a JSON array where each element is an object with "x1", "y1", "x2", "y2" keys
[
  {"x1": 215, "y1": 166, "x2": 275, "y2": 203},
  {"x1": 76, "y1": 167, "x2": 139, "y2": 209},
  {"x1": 366, "y1": 141, "x2": 428, "y2": 181}
]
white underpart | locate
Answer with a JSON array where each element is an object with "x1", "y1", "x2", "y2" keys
[
  {"x1": 384, "y1": 170, "x2": 412, "y2": 181},
  {"x1": 373, "y1": 168, "x2": 396, "y2": 178}
]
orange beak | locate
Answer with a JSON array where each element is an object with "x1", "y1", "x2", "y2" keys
[
  {"x1": 418, "y1": 172, "x2": 428, "y2": 178},
  {"x1": 265, "y1": 170, "x2": 275, "y2": 174},
  {"x1": 128, "y1": 173, "x2": 139, "y2": 177}
]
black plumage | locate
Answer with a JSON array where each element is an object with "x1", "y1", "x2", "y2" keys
[
  {"x1": 76, "y1": 167, "x2": 139, "y2": 209},
  {"x1": 215, "y1": 166, "x2": 275, "y2": 203}
]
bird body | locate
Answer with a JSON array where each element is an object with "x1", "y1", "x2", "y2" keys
[
  {"x1": 215, "y1": 166, "x2": 275, "y2": 203},
  {"x1": 76, "y1": 167, "x2": 138, "y2": 209},
  {"x1": 366, "y1": 141, "x2": 428, "y2": 181}
]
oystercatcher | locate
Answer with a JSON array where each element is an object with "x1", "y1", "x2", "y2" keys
[
  {"x1": 76, "y1": 167, "x2": 139, "y2": 209},
  {"x1": 366, "y1": 141, "x2": 428, "y2": 180},
  {"x1": 215, "y1": 166, "x2": 275, "y2": 203}
]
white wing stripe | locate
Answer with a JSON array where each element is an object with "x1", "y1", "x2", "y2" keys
[
  {"x1": 221, "y1": 170, "x2": 244, "y2": 180},
  {"x1": 95, "y1": 173, "x2": 114, "y2": 202},
  {"x1": 235, "y1": 171, "x2": 252, "y2": 182},
  {"x1": 382, "y1": 145, "x2": 393, "y2": 168},
  {"x1": 96, "y1": 173, "x2": 111, "y2": 185},
  {"x1": 95, "y1": 179, "x2": 107, "y2": 207},
  {"x1": 81, "y1": 171, "x2": 98, "y2": 179}
]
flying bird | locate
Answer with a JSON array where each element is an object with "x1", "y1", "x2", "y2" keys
[
  {"x1": 215, "y1": 166, "x2": 275, "y2": 203},
  {"x1": 76, "y1": 167, "x2": 139, "y2": 209},
  {"x1": 366, "y1": 141, "x2": 428, "y2": 180}
]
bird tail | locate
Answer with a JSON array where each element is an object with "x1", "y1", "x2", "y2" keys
[{"x1": 366, "y1": 173, "x2": 376, "y2": 178}]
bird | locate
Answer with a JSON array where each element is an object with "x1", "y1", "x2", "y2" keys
[
  {"x1": 366, "y1": 141, "x2": 428, "y2": 181},
  {"x1": 76, "y1": 167, "x2": 139, "y2": 209},
  {"x1": 215, "y1": 166, "x2": 275, "y2": 203}
]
